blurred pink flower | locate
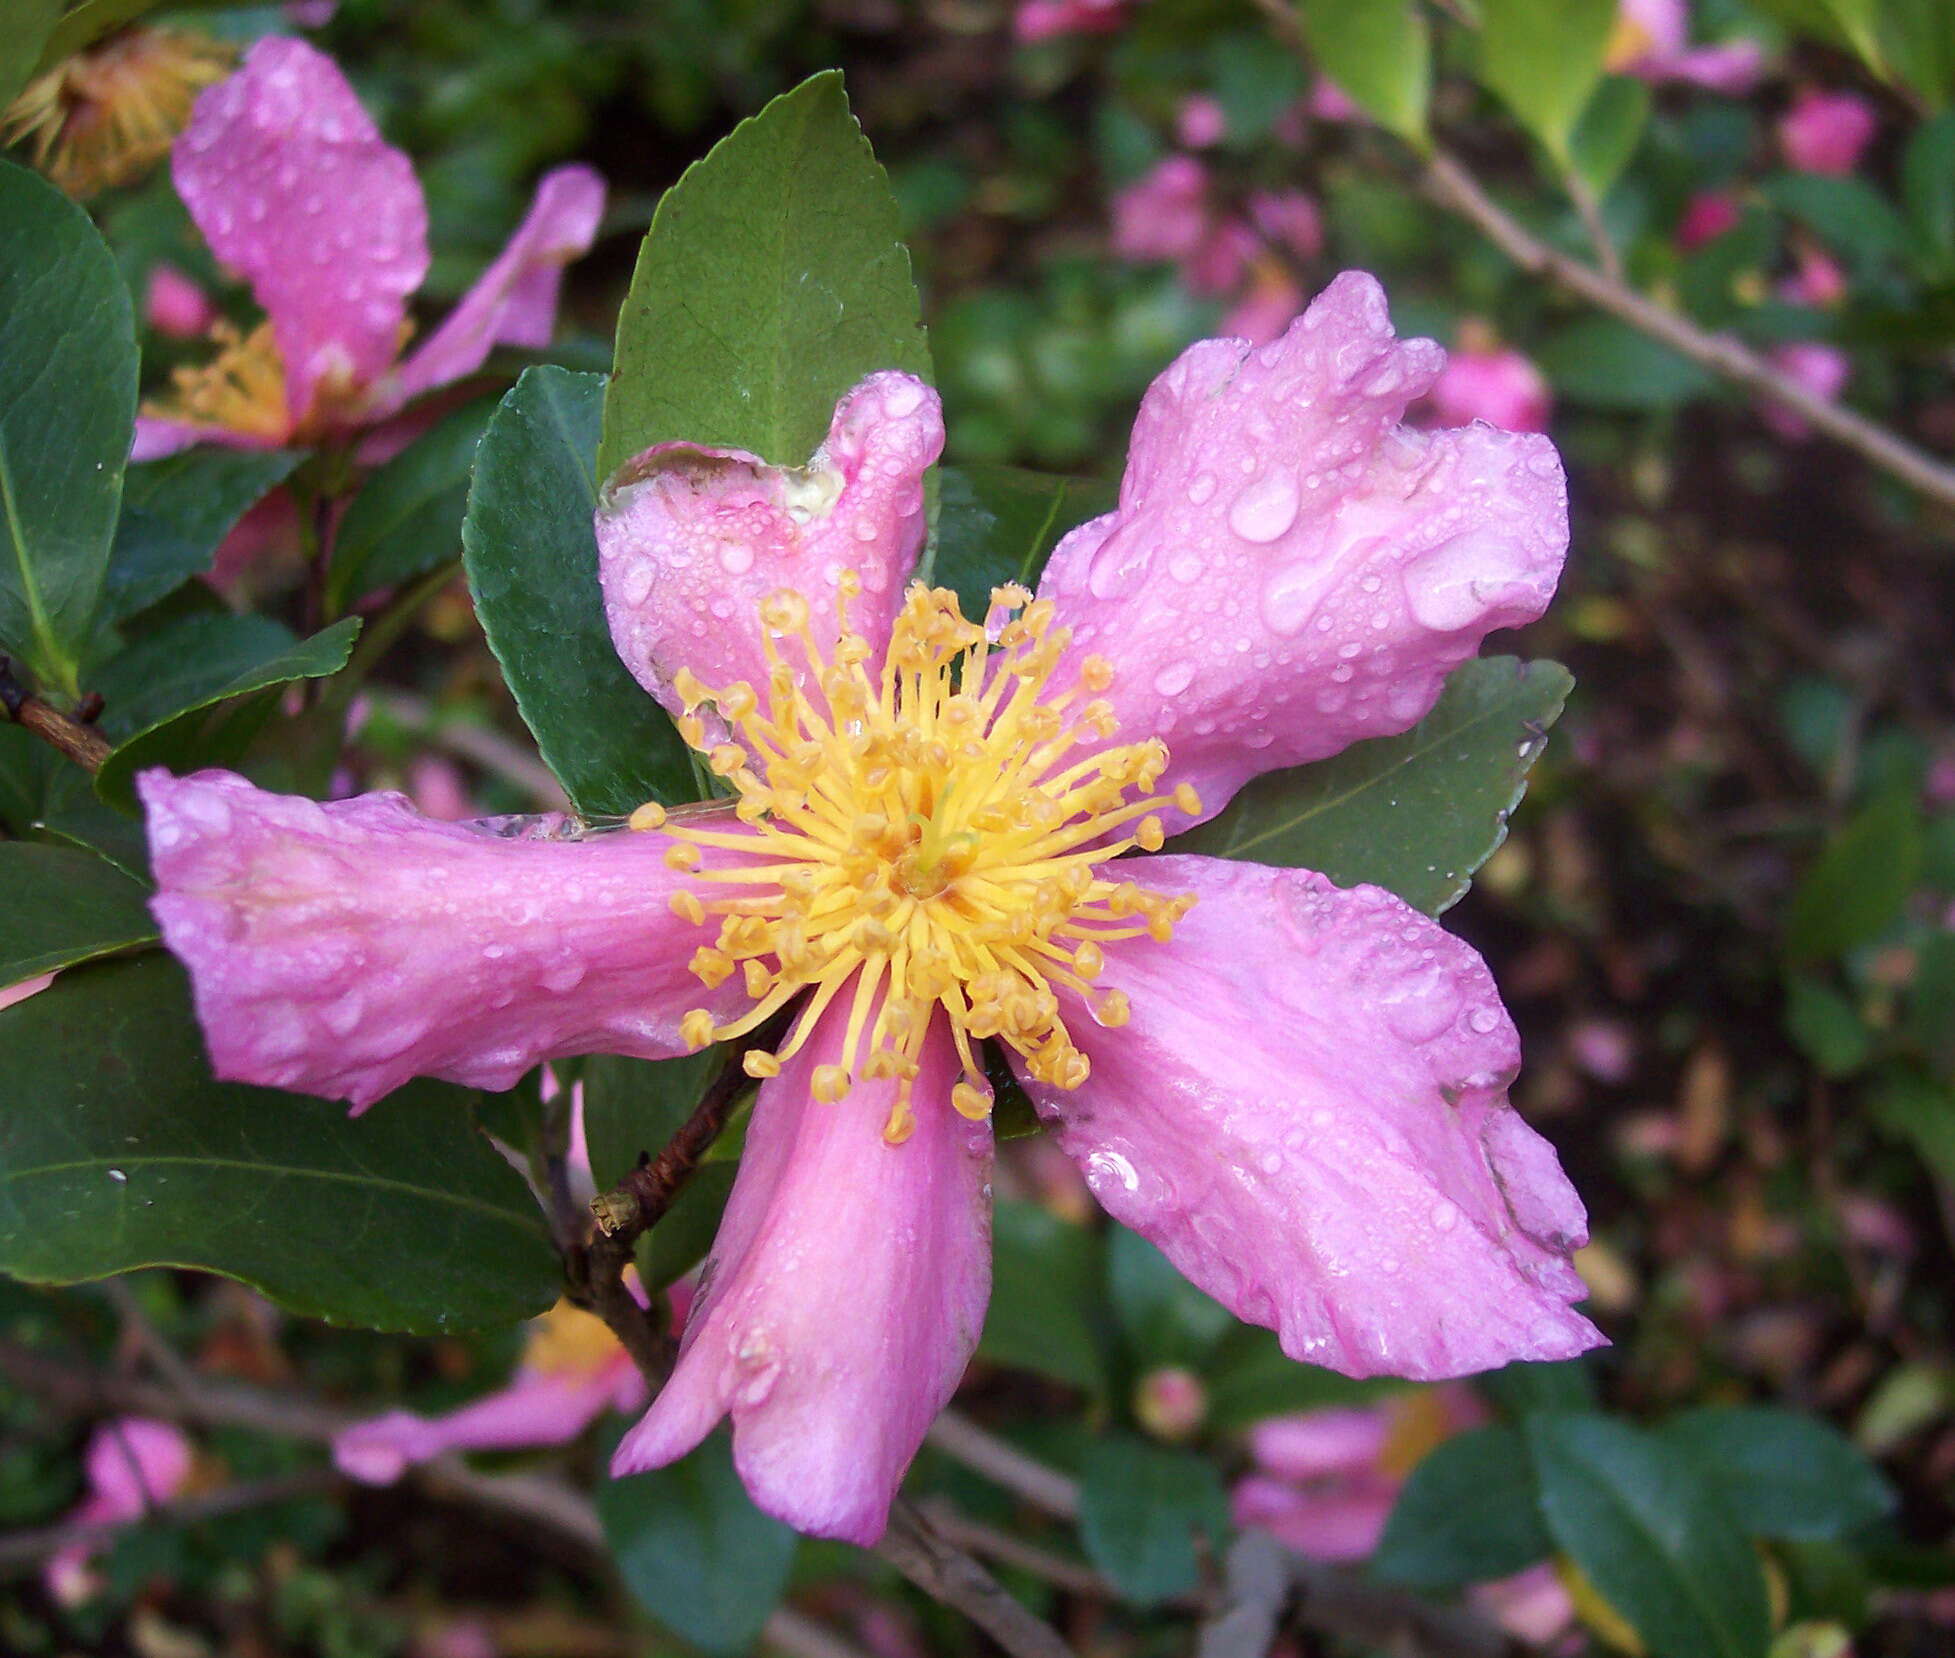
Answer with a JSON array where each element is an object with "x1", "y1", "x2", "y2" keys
[
  {"x1": 143, "y1": 275, "x2": 1595, "y2": 1545},
  {"x1": 1785, "y1": 243, "x2": 1848, "y2": 309},
  {"x1": 1425, "y1": 329, "x2": 1552, "y2": 433},
  {"x1": 44, "y1": 1419, "x2": 196, "y2": 1605},
  {"x1": 1014, "y1": 0, "x2": 1128, "y2": 43},
  {"x1": 1248, "y1": 191, "x2": 1324, "y2": 264},
  {"x1": 1567, "y1": 1017, "x2": 1635, "y2": 1085},
  {"x1": 333, "y1": 1299, "x2": 648, "y2": 1484},
  {"x1": 144, "y1": 263, "x2": 216, "y2": 338},
  {"x1": 1779, "y1": 88, "x2": 1878, "y2": 176},
  {"x1": 1111, "y1": 155, "x2": 1214, "y2": 266},
  {"x1": 1471, "y1": 1562, "x2": 1581, "y2": 1647},
  {"x1": 134, "y1": 38, "x2": 603, "y2": 464},
  {"x1": 1678, "y1": 190, "x2": 1741, "y2": 252},
  {"x1": 1135, "y1": 1367, "x2": 1207, "y2": 1440},
  {"x1": 1607, "y1": 0, "x2": 1764, "y2": 92},
  {"x1": 1177, "y1": 95, "x2": 1226, "y2": 149},
  {"x1": 406, "y1": 755, "x2": 476, "y2": 822},
  {"x1": 1220, "y1": 262, "x2": 1304, "y2": 345},
  {"x1": 1763, "y1": 341, "x2": 1850, "y2": 440},
  {"x1": 1306, "y1": 76, "x2": 1365, "y2": 124}
]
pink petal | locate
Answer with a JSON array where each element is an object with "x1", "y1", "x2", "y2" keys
[
  {"x1": 1037, "y1": 274, "x2": 1567, "y2": 830},
  {"x1": 1111, "y1": 156, "x2": 1214, "y2": 267},
  {"x1": 1014, "y1": 0, "x2": 1129, "y2": 42},
  {"x1": 1248, "y1": 1407, "x2": 1393, "y2": 1481},
  {"x1": 84, "y1": 1418, "x2": 194, "y2": 1519},
  {"x1": 1425, "y1": 346, "x2": 1553, "y2": 434},
  {"x1": 131, "y1": 416, "x2": 282, "y2": 463},
  {"x1": 173, "y1": 38, "x2": 429, "y2": 429},
  {"x1": 334, "y1": 1361, "x2": 646, "y2": 1485},
  {"x1": 1778, "y1": 88, "x2": 1878, "y2": 176},
  {"x1": 145, "y1": 265, "x2": 216, "y2": 339},
  {"x1": 0, "y1": 971, "x2": 55, "y2": 1012},
  {"x1": 1230, "y1": 1472, "x2": 1397, "y2": 1561},
  {"x1": 384, "y1": 165, "x2": 606, "y2": 413},
  {"x1": 140, "y1": 769, "x2": 750, "y2": 1109},
  {"x1": 612, "y1": 991, "x2": 991, "y2": 1545},
  {"x1": 596, "y1": 372, "x2": 941, "y2": 730},
  {"x1": 1021, "y1": 854, "x2": 1603, "y2": 1380}
]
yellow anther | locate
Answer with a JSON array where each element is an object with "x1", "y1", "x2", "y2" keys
[
  {"x1": 689, "y1": 947, "x2": 735, "y2": 988},
  {"x1": 743, "y1": 959, "x2": 775, "y2": 998},
  {"x1": 680, "y1": 1009, "x2": 717, "y2": 1050},
  {"x1": 677, "y1": 713, "x2": 706, "y2": 749},
  {"x1": 664, "y1": 842, "x2": 702, "y2": 872},
  {"x1": 1080, "y1": 654, "x2": 1116, "y2": 692},
  {"x1": 708, "y1": 744, "x2": 746, "y2": 778},
  {"x1": 1173, "y1": 782, "x2": 1202, "y2": 817},
  {"x1": 672, "y1": 667, "x2": 707, "y2": 709},
  {"x1": 838, "y1": 568, "x2": 863, "y2": 599},
  {"x1": 811, "y1": 1064, "x2": 852, "y2": 1103},
  {"x1": 628, "y1": 800, "x2": 668, "y2": 831},
  {"x1": 743, "y1": 1050, "x2": 782, "y2": 1079},
  {"x1": 759, "y1": 589, "x2": 810, "y2": 631},
  {"x1": 1135, "y1": 815, "x2": 1165, "y2": 852},
  {"x1": 882, "y1": 1099, "x2": 917, "y2": 1145},
  {"x1": 951, "y1": 1081, "x2": 993, "y2": 1120},
  {"x1": 670, "y1": 889, "x2": 706, "y2": 926},
  {"x1": 718, "y1": 682, "x2": 757, "y2": 720},
  {"x1": 1072, "y1": 941, "x2": 1105, "y2": 981},
  {"x1": 1094, "y1": 989, "x2": 1131, "y2": 1028}
]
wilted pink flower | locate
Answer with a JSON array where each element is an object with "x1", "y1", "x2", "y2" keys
[
  {"x1": 1763, "y1": 340, "x2": 1850, "y2": 440},
  {"x1": 1677, "y1": 190, "x2": 1740, "y2": 252},
  {"x1": 1177, "y1": 95, "x2": 1226, "y2": 149},
  {"x1": 1014, "y1": 0, "x2": 1128, "y2": 42},
  {"x1": 1779, "y1": 88, "x2": 1878, "y2": 176},
  {"x1": 1425, "y1": 327, "x2": 1551, "y2": 433},
  {"x1": 141, "y1": 273, "x2": 1599, "y2": 1545},
  {"x1": 1607, "y1": 0, "x2": 1764, "y2": 93},
  {"x1": 334, "y1": 1299, "x2": 647, "y2": 1483},
  {"x1": 133, "y1": 39, "x2": 603, "y2": 463},
  {"x1": 44, "y1": 1419, "x2": 196, "y2": 1605},
  {"x1": 144, "y1": 263, "x2": 216, "y2": 338}
]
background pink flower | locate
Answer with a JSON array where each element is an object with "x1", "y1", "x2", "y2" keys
[
  {"x1": 44, "y1": 1420, "x2": 196, "y2": 1606},
  {"x1": 1779, "y1": 88, "x2": 1878, "y2": 176}
]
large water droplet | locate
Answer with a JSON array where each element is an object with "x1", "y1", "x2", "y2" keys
[
  {"x1": 1153, "y1": 661, "x2": 1194, "y2": 697},
  {"x1": 1228, "y1": 471, "x2": 1300, "y2": 544}
]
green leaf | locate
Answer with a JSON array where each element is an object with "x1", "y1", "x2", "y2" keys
[
  {"x1": 1373, "y1": 1425, "x2": 1553, "y2": 1588},
  {"x1": 1659, "y1": 1407, "x2": 1896, "y2": 1542},
  {"x1": 636, "y1": 1162, "x2": 737, "y2": 1292},
  {"x1": 1903, "y1": 113, "x2": 1955, "y2": 278},
  {"x1": 927, "y1": 463, "x2": 1114, "y2": 621},
  {"x1": 1764, "y1": 174, "x2": 1912, "y2": 279},
  {"x1": 1820, "y1": 0, "x2": 1887, "y2": 73},
  {"x1": 104, "y1": 448, "x2": 301, "y2": 625},
  {"x1": 0, "y1": 953, "x2": 560, "y2": 1333},
  {"x1": 1784, "y1": 792, "x2": 1924, "y2": 963},
  {"x1": 581, "y1": 1049, "x2": 719, "y2": 1193},
  {"x1": 91, "y1": 612, "x2": 301, "y2": 740},
  {"x1": 1, "y1": 0, "x2": 61, "y2": 109},
  {"x1": 463, "y1": 366, "x2": 696, "y2": 817},
  {"x1": 0, "y1": 842, "x2": 155, "y2": 987},
  {"x1": 1570, "y1": 76, "x2": 1652, "y2": 197},
  {"x1": 1882, "y1": 0, "x2": 1955, "y2": 111},
  {"x1": 978, "y1": 1199, "x2": 1108, "y2": 1395},
  {"x1": 1537, "y1": 316, "x2": 1716, "y2": 410},
  {"x1": 1175, "y1": 657, "x2": 1571, "y2": 915},
  {"x1": 1870, "y1": 1067, "x2": 1955, "y2": 1181},
  {"x1": 1475, "y1": 0, "x2": 1618, "y2": 165},
  {"x1": 1784, "y1": 976, "x2": 1873, "y2": 1077},
  {"x1": 94, "y1": 616, "x2": 361, "y2": 811},
  {"x1": 1908, "y1": 932, "x2": 1955, "y2": 1077},
  {"x1": 597, "y1": 1428, "x2": 798, "y2": 1656},
  {"x1": 1526, "y1": 1413, "x2": 1773, "y2": 1658},
  {"x1": 600, "y1": 69, "x2": 930, "y2": 478},
  {"x1": 1201, "y1": 1324, "x2": 1390, "y2": 1431},
  {"x1": 1108, "y1": 1225, "x2": 1234, "y2": 1370},
  {"x1": 1078, "y1": 1434, "x2": 1230, "y2": 1605},
  {"x1": 1296, "y1": 0, "x2": 1430, "y2": 146},
  {"x1": 1481, "y1": 1356, "x2": 1600, "y2": 1417},
  {"x1": 0, "y1": 159, "x2": 137, "y2": 700},
  {"x1": 328, "y1": 400, "x2": 495, "y2": 613}
]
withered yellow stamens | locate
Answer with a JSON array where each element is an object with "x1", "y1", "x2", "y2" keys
[{"x1": 655, "y1": 577, "x2": 1196, "y2": 1146}]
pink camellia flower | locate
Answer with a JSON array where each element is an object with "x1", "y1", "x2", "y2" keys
[
  {"x1": 334, "y1": 1298, "x2": 648, "y2": 1484},
  {"x1": 1606, "y1": 0, "x2": 1764, "y2": 93},
  {"x1": 144, "y1": 263, "x2": 216, "y2": 339},
  {"x1": 1013, "y1": 0, "x2": 1129, "y2": 42},
  {"x1": 139, "y1": 272, "x2": 1600, "y2": 1544},
  {"x1": 1425, "y1": 325, "x2": 1552, "y2": 434},
  {"x1": 1248, "y1": 191, "x2": 1323, "y2": 265},
  {"x1": 1779, "y1": 88, "x2": 1878, "y2": 176},
  {"x1": 44, "y1": 1419, "x2": 196, "y2": 1605},
  {"x1": 1763, "y1": 340, "x2": 1850, "y2": 440},
  {"x1": 1677, "y1": 189, "x2": 1741, "y2": 252},
  {"x1": 1111, "y1": 154, "x2": 1217, "y2": 268},
  {"x1": 132, "y1": 38, "x2": 603, "y2": 464}
]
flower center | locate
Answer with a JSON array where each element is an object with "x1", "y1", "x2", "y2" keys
[
  {"x1": 143, "y1": 320, "x2": 293, "y2": 442},
  {"x1": 641, "y1": 577, "x2": 1197, "y2": 1146}
]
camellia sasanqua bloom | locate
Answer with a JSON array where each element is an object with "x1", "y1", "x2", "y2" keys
[
  {"x1": 132, "y1": 37, "x2": 604, "y2": 464},
  {"x1": 1605, "y1": 0, "x2": 1764, "y2": 93},
  {"x1": 44, "y1": 1419, "x2": 197, "y2": 1605},
  {"x1": 140, "y1": 272, "x2": 1601, "y2": 1543},
  {"x1": 1424, "y1": 323, "x2": 1552, "y2": 434}
]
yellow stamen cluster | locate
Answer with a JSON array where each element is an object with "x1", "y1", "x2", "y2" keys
[
  {"x1": 522, "y1": 1297, "x2": 624, "y2": 1378},
  {"x1": 2, "y1": 28, "x2": 235, "y2": 198},
  {"x1": 644, "y1": 577, "x2": 1197, "y2": 1146},
  {"x1": 142, "y1": 319, "x2": 292, "y2": 443}
]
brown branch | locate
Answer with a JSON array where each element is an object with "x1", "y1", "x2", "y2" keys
[
  {"x1": 0, "y1": 657, "x2": 109, "y2": 772},
  {"x1": 876, "y1": 1501, "x2": 1076, "y2": 1658},
  {"x1": 1419, "y1": 147, "x2": 1955, "y2": 514}
]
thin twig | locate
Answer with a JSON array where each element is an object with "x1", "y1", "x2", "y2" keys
[
  {"x1": 925, "y1": 1408, "x2": 1082, "y2": 1518},
  {"x1": 876, "y1": 1501, "x2": 1076, "y2": 1658},
  {"x1": 1420, "y1": 147, "x2": 1955, "y2": 513},
  {"x1": 0, "y1": 1470, "x2": 337, "y2": 1574},
  {"x1": 0, "y1": 657, "x2": 110, "y2": 772},
  {"x1": 100, "y1": 1278, "x2": 201, "y2": 1398}
]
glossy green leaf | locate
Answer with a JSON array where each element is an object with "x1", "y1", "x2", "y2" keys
[
  {"x1": 1538, "y1": 316, "x2": 1715, "y2": 409},
  {"x1": 1476, "y1": 0, "x2": 1618, "y2": 164},
  {"x1": 1882, "y1": 0, "x2": 1955, "y2": 111},
  {"x1": 0, "y1": 159, "x2": 137, "y2": 699},
  {"x1": 0, "y1": 953, "x2": 560, "y2": 1333},
  {"x1": 91, "y1": 612, "x2": 301, "y2": 740},
  {"x1": 1784, "y1": 976, "x2": 1873, "y2": 1077},
  {"x1": 1784, "y1": 791, "x2": 1924, "y2": 963},
  {"x1": 328, "y1": 400, "x2": 495, "y2": 612},
  {"x1": 0, "y1": 842, "x2": 154, "y2": 987},
  {"x1": 1570, "y1": 76, "x2": 1652, "y2": 196},
  {"x1": 1176, "y1": 657, "x2": 1571, "y2": 915},
  {"x1": 1108, "y1": 1225, "x2": 1234, "y2": 1370},
  {"x1": 94, "y1": 616, "x2": 361, "y2": 811},
  {"x1": 1296, "y1": 0, "x2": 1430, "y2": 146},
  {"x1": 1, "y1": 0, "x2": 61, "y2": 109},
  {"x1": 1903, "y1": 114, "x2": 1955, "y2": 276},
  {"x1": 1373, "y1": 1425, "x2": 1553, "y2": 1587},
  {"x1": 463, "y1": 366, "x2": 696, "y2": 816},
  {"x1": 1764, "y1": 174, "x2": 1912, "y2": 279},
  {"x1": 1660, "y1": 1407, "x2": 1896, "y2": 1542},
  {"x1": 1201, "y1": 1324, "x2": 1390, "y2": 1432},
  {"x1": 1908, "y1": 932, "x2": 1955, "y2": 1077},
  {"x1": 926, "y1": 463, "x2": 1114, "y2": 621},
  {"x1": 979, "y1": 1199, "x2": 1108, "y2": 1395},
  {"x1": 581, "y1": 1049, "x2": 719, "y2": 1193},
  {"x1": 600, "y1": 70, "x2": 930, "y2": 478},
  {"x1": 1078, "y1": 1434, "x2": 1230, "y2": 1605},
  {"x1": 103, "y1": 448, "x2": 301, "y2": 625},
  {"x1": 1527, "y1": 1413, "x2": 1773, "y2": 1658},
  {"x1": 597, "y1": 1428, "x2": 798, "y2": 1656},
  {"x1": 1481, "y1": 1356, "x2": 1600, "y2": 1417}
]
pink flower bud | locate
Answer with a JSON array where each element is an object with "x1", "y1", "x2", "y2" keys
[
  {"x1": 1176, "y1": 95, "x2": 1226, "y2": 150},
  {"x1": 1135, "y1": 1366, "x2": 1207, "y2": 1441},
  {"x1": 1779, "y1": 89, "x2": 1878, "y2": 176},
  {"x1": 144, "y1": 264, "x2": 216, "y2": 339},
  {"x1": 1678, "y1": 190, "x2": 1741, "y2": 252}
]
